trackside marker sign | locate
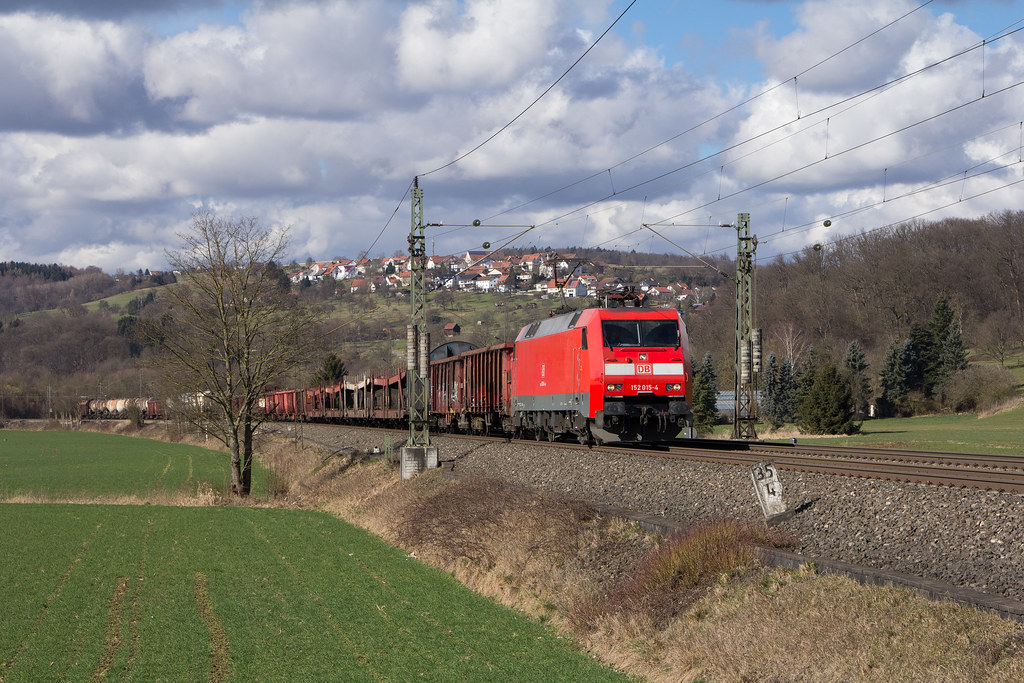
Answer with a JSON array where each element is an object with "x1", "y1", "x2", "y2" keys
[{"x1": 751, "y1": 461, "x2": 790, "y2": 523}]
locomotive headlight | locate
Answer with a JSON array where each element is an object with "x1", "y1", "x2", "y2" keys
[
  {"x1": 606, "y1": 383, "x2": 623, "y2": 392},
  {"x1": 666, "y1": 383, "x2": 682, "y2": 392}
]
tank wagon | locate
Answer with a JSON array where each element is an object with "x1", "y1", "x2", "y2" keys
[{"x1": 79, "y1": 397, "x2": 163, "y2": 420}]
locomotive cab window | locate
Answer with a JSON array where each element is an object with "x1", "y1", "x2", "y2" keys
[
  {"x1": 642, "y1": 320, "x2": 680, "y2": 348},
  {"x1": 602, "y1": 319, "x2": 680, "y2": 349}
]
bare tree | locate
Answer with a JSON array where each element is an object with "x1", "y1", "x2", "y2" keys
[
  {"x1": 773, "y1": 321, "x2": 809, "y2": 367},
  {"x1": 145, "y1": 212, "x2": 324, "y2": 496},
  {"x1": 974, "y1": 311, "x2": 1021, "y2": 367}
]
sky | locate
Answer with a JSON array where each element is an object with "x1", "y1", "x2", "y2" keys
[{"x1": 0, "y1": 0, "x2": 1021, "y2": 272}]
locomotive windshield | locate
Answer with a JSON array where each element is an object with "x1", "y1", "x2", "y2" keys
[{"x1": 602, "y1": 319, "x2": 680, "y2": 348}]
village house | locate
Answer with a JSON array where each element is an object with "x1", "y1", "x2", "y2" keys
[
  {"x1": 474, "y1": 274, "x2": 501, "y2": 292},
  {"x1": 539, "y1": 278, "x2": 588, "y2": 298},
  {"x1": 349, "y1": 278, "x2": 376, "y2": 294},
  {"x1": 519, "y1": 253, "x2": 544, "y2": 273},
  {"x1": 462, "y1": 250, "x2": 494, "y2": 270},
  {"x1": 323, "y1": 260, "x2": 354, "y2": 281},
  {"x1": 598, "y1": 276, "x2": 625, "y2": 290},
  {"x1": 578, "y1": 274, "x2": 599, "y2": 296}
]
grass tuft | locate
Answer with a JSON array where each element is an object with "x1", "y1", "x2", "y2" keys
[
  {"x1": 395, "y1": 476, "x2": 592, "y2": 570},
  {"x1": 571, "y1": 520, "x2": 793, "y2": 631}
]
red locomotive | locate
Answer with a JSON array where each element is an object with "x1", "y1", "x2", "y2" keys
[
  {"x1": 263, "y1": 306, "x2": 694, "y2": 445},
  {"x1": 509, "y1": 306, "x2": 694, "y2": 443}
]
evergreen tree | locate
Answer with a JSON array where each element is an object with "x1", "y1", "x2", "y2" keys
[
  {"x1": 691, "y1": 352, "x2": 719, "y2": 433},
  {"x1": 313, "y1": 352, "x2": 348, "y2": 385},
  {"x1": 879, "y1": 338, "x2": 913, "y2": 416},
  {"x1": 760, "y1": 353, "x2": 781, "y2": 428},
  {"x1": 698, "y1": 351, "x2": 717, "y2": 389},
  {"x1": 776, "y1": 358, "x2": 796, "y2": 423},
  {"x1": 909, "y1": 297, "x2": 966, "y2": 396},
  {"x1": 117, "y1": 315, "x2": 143, "y2": 358},
  {"x1": 263, "y1": 260, "x2": 292, "y2": 293},
  {"x1": 843, "y1": 339, "x2": 871, "y2": 417},
  {"x1": 939, "y1": 326, "x2": 968, "y2": 380},
  {"x1": 927, "y1": 297, "x2": 955, "y2": 347},
  {"x1": 793, "y1": 346, "x2": 817, "y2": 424},
  {"x1": 798, "y1": 362, "x2": 858, "y2": 435},
  {"x1": 906, "y1": 324, "x2": 929, "y2": 394},
  {"x1": 928, "y1": 298, "x2": 968, "y2": 391}
]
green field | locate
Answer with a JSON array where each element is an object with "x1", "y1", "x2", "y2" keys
[
  {"x1": 0, "y1": 431, "x2": 624, "y2": 681},
  {"x1": 0, "y1": 430, "x2": 248, "y2": 498},
  {"x1": 760, "y1": 403, "x2": 1024, "y2": 454},
  {"x1": 0, "y1": 504, "x2": 622, "y2": 682}
]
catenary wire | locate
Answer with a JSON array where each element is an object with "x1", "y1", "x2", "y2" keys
[
  {"x1": 357, "y1": 1, "x2": 636, "y2": 261},
  {"x1": 417, "y1": 0, "x2": 638, "y2": 178},
  {"x1": 483, "y1": 0, "x2": 940, "y2": 221},
  {"x1": 533, "y1": 25, "x2": 1024, "y2": 235}
]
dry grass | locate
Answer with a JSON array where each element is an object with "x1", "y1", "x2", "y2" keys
[
  {"x1": 979, "y1": 395, "x2": 1024, "y2": 418},
  {"x1": 655, "y1": 568, "x2": 1024, "y2": 682},
  {"x1": 258, "y1": 440, "x2": 1024, "y2": 682},
  {"x1": 572, "y1": 520, "x2": 793, "y2": 633},
  {"x1": 1, "y1": 485, "x2": 222, "y2": 507}
]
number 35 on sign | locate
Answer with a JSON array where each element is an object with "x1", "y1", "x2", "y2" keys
[{"x1": 751, "y1": 461, "x2": 789, "y2": 522}]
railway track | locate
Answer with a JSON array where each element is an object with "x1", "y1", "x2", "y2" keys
[
  {"x1": 280, "y1": 422, "x2": 1024, "y2": 494},
  {"x1": 589, "y1": 439, "x2": 1024, "y2": 493}
]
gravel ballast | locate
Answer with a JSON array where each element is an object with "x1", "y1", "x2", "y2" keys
[{"x1": 286, "y1": 424, "x2": 1024, "y2": 604}]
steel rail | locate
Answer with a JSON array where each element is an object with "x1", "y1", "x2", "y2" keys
[
  {"x1": 263, "y1": 422, "x2": 1024, "y2": 493},
  {"x1": 749, "y1": 442, "x2": 1024, "y2": 469},
  {"x1": 650, "y1": 443, "x2": 1024, "y2": 493}
]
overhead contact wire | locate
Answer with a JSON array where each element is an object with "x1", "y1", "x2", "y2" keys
[
  {"x1": 418, "y1": 0, "x2": 638, "y2": 178},
  {"x1": 485, "y1": 0, "x2": 940, "y2": 220}
]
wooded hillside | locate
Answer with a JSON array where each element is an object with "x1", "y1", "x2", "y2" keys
[
  {"x1": 687, "y1": 210, "x2": 1024, "y2": 373},
  {"x1": 1, "y1": 211, "x2": 1021, "y2": 420}
]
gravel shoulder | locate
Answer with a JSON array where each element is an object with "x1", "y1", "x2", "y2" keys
[{"x1": 287, "y1": 424, "x2": 1024, "y2": 603}]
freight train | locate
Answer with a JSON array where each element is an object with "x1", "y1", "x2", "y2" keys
[
  {"x1": 79, "y1": 397, "x2": 163, "y2": 420},
  {"x1": 263, "y1": 306, "x2": 695, "y2": 444}
]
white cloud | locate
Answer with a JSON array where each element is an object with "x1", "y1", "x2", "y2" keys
[
  {"x1": 55, "y1": 240, "x2": 166, "y2": 274},
  {"x1": 0, "y1": 13, "x2": 144, "y2": 128},
  {"x1": 395, "y1": 0, "x2": 564, "y2": 91},
  {"x1": 143, "y1": 1, "x2": 402, "y2": 123},
  {"x1": 701, "y1": 0, "x2": 1024, "y2": 258},
  {"x1": 0, "y1": 0, "x2": 1022, "y2": 272}
]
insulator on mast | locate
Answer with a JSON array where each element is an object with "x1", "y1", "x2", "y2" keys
[
  {"x1": 419, "y1": 332, "x2": 429, "y2": 379},
  {"x1": 752, "y1": 328, "x2": 763, "y2": 374},
  {"x1": 406, "y1": 325, "x2": 416, "y2": 373},
  {"x1": 740, "y1": 342, "x2": 751, "y2": 384}
]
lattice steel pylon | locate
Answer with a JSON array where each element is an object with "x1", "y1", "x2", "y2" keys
[
  {"x1": 406, "y1": 177, "x2": 430, "y2": 448},
  {"x1": 733, "y1": 213, "x2": 759, "y2": 440}
]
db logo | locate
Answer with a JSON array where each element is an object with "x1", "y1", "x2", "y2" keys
[{"x1": 635, "y1": 364, "x2": 654, "y2": 374}]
